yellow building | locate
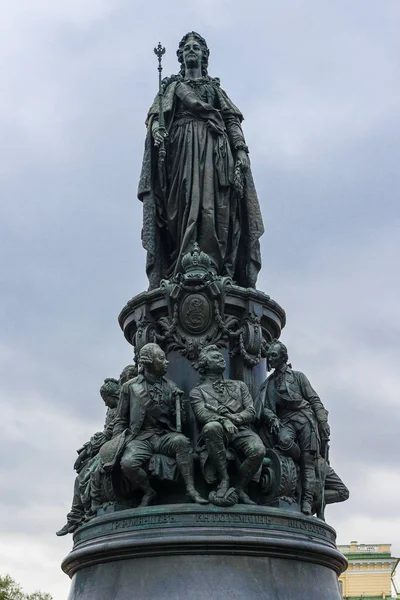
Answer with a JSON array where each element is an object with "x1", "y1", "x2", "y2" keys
[{"x1": 338, "y1": 541, "x2": 399, "y2": 599}]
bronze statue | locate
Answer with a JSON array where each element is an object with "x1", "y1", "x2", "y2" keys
[
  {"x1": 86, "y1": 365, "x2": 138, "y2": 516},
  {"x1": 138, "y1": 31, "x2": 264, "y2": 289},
  {"x1": 114, "y1": 343, "x2": 208, "y2": 506},
  {"x1": 58, "y1": 34, "x2": 349, "y2": 554},
  {"x1": 256, "y1": 341, "x2": 330, "y2": 515},
  {"x1": 190, "y1": 345, "x2": 265, "y2": 505},
  {"x1": 56, "y1": 377, "x2": 120, "y2": 536}
]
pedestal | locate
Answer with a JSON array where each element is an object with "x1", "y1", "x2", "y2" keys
[{"x1": 62, "y1": 505, "x2": 346, "y2": 599}]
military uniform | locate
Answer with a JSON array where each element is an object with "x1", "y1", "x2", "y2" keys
[
  {"x1": 190, "y1": 378, "x2": 265, "y2": 498},
  {"x1": 256, "y1": 364, "x2": 329, "y2": 512},
  {"x1": 113, "y1": 374, "x2": 203, "y2": 503}
]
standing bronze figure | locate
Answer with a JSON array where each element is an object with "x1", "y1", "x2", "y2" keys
[
  {"x1": 138, "y1": 32, "x2": 264, "y2": 289},
  {"x1": 256, "y1": 341, "x2": 331, "y2": 515}
]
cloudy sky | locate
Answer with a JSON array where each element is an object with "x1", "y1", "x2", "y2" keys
[{"x1": 1, "y1": 1, "x2": 399, "y2": 597}]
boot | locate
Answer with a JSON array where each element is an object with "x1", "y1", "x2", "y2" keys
[
  {"x1": 129, "y1": 467, "x2": 157, "y2": 507},
  {"x1": 235, "y1": 463, "x2": 257, "y2": 505},
  {"x1": 277, "y1": 440, "x2": 301, "y2": 461},
  {"x1": 56, "y1": 521, "x2": 79, "y2": 536},
  {"x1": 301, "y1": 452, "x2": 317, "y2": 516},
  {"x1": 176, "y1": 452, "x2": 208, "y2": 504},
  {"x1": 313, "y1": 490, "x2": 344, "y2": 518},
  {"x1": 301, "y1": 499, "x2": 313, "y2": 515},
  {"x1": 205, "y1": 438, "x2": 230, "y2": 497}
]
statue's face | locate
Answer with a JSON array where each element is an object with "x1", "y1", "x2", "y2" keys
[
  {"x1": 204, "y1": 349, "x2": 226, "y2": 375},
  {"x1": 182, "y1": 36, "x2": 203, "y2": 70},
  {"x1": 267, "y1": 345, "x2": 285, "y2": 369},
  {"x1": 103, "y1": 394, "x2": 118, "y2": 409},
  {"x1": 149, "y1": 347, "x2": 169, "y2": 377}
]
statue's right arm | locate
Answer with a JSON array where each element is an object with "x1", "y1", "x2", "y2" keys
[
  {"x1": 150, "y1": 118, "x2": 167, "y2": 147},
  {"x1": 146, "y1": 78, "x2": 177, "y2": 146},
  {"x1": 189, "y1": 389, "x2": 226, "y2": 426},
  {"x1": 112, "y1": 384, "x2": 130, "y2": 436},
  {"x1": 258, "y1": 385, "x2": 279, "y2": 426},
  {"x1": 261, "y1": 405, "x2": 280, "y2": 435},
  {"x1": 150, "y1": 118, "x2": 159, "y2": 136}
]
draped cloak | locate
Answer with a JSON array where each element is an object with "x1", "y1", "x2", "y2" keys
[
  {"x1": 137, "y1": 76, "x2": 264, "y2": 289},
  {"x1": 254, "y1": 368, "x2": 328, "y2": 453}
]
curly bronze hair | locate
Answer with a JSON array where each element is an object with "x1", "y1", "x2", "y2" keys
[
  {"x1": 177, "y1": 31, "x2": 209, "y2": 77},
  {"x1": 196, "y1": 344, "x2": 221, "y2": 375},
  {"x1": 99, "y1": 377, "x2": 120, "y2": 400},
  {"x1": 139, "y1": 342, "x2": 164, "y2": 366},
  {"x1": 267, "y1": 340, "x2": 289, "y2": 364}
]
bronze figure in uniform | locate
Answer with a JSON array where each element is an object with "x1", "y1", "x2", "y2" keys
[
  {"x1": 190, "y1": 345, "x2": 265, "y2": 505},
  {"x1": 114, "y1": 343, "x2": 207, "y2": 506},
  {"x1": 256, "y1": 341, "x2": 330, "y2": 515}
]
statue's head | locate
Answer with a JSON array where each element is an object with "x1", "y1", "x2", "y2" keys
[
  {"x1": 139, "y1": 343, "x2": 168, "y2": 377},
  {"x1": 197, "y1": 345, "x2": 226, "y2": 376},
  {"x1": 266, "y1": 340, "x2": 288, "y2": 370},
  {"x1": 119, "y1": 363, "x2": 137, "y2": 385},
  {"x1": 99, "y1": 377, "x2": 120, "y2": 409},
  {"x1": 177, "y1": 31, "x2": 209, "y2": 77}
]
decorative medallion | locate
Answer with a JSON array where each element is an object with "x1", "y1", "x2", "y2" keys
[
  {"x1": 179, "y1": 293, "x2": 212, "y2": 334},
  {"x1": 242, "y1": 319, "x2": 262, "y2": 355},
  {"x1": 134, "y1": 322, "x2": 158, "y2": 351}
]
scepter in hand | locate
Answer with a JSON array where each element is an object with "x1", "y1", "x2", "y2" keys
[{"x1": 154, "y1": 42, "x2": 167, "y2": 163}]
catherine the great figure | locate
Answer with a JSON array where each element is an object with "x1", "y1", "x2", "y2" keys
[{"x1": 138, "y1": 31, "x2": 264, "y2": 289}]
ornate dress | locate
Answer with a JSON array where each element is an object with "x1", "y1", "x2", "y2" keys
[{"x1": 138, "y1": 75, "x2": 264, "y2": 289}]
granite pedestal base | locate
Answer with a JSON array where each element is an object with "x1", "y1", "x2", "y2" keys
[{"x1": 62, "y1": 505, "x2": 346, "y2": 599}]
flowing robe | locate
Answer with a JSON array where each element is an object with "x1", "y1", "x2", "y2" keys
[{"x1": 138, "y1": 76, "x2": 264, "y2": 289}]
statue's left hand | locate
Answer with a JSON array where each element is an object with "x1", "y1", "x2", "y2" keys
[
  {"x1": 223, "y1": 420, "x2": 238, "y2": 435},
  {"x1": 236, "y1": 149, "x2": 249, "y2": 172},
  {"x1": 229, "y1": 414, "x2": 243, "y2": 425},
  {"x1": 320, "y1": 422, "x2": 331, "y2": 441}
]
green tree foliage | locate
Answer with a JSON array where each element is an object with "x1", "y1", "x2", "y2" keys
[{"x1": 0, "y1": 575, "x2": 52, "y2": 600}]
